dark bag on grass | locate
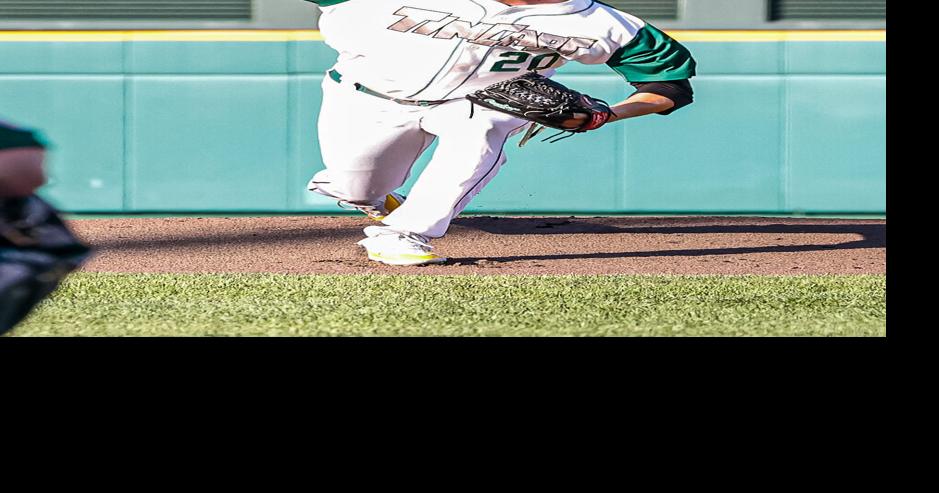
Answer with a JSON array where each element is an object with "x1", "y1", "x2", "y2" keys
[{"x1": 1, "y1": 195, "x2": 91, "y2": 335}]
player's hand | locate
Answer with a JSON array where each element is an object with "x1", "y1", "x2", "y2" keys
[{"x1": 571, "y1": 101, "x2": 615, "y2": 131}]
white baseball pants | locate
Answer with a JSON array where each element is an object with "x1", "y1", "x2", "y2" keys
[{"x1": 311, "y1": 74, "x2": 528, "y2": 238}]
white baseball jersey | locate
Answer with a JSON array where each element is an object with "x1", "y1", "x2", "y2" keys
[
  {"x1": 307, "y1": 0, "x2": 696, "y2": 100},
  {"x1": 305, "y1": 0, "x2": 697, "y2": 241}
]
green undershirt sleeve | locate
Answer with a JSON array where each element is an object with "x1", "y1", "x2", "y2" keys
[
  {"x1": 302, "y1": 0, "x2": 350, "y2": 6},
  {"x1": 606, "y1": 24, "x2": 697, "y2": 82}
]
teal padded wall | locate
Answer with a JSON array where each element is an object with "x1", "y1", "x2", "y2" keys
[{"x1": 0, "y1": 35, "x2": 886, "y2": 214}]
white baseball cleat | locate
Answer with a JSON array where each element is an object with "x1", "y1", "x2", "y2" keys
[
  {"x1": 338, "y1": 192, "x2": 406, "y2": 221},
  {"x1": 356, "y1": 226, "x2": 447, "y2": 266}
]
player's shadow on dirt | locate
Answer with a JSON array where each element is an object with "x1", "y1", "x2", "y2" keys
[
  {"x1": 450, "y1": 216, "x2": 885, "y2": 264},
  {"x1": 82, "y1": 226, "x2": 366, "y2": 251},
  {"x1": 453, "y1": 216, "x2": 885, "y2": 237}
]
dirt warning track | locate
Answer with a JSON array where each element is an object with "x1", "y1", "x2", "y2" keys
[{"x1": 68, "y1": 216, "x2": 885, "y2": 275}]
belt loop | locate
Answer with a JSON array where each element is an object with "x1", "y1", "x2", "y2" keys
[
  {"x1": 329, "y1": 69, "x2": 445, "y2": 107},
  {"x1": 328, "y1": 69, "x2": 343, "y2": 84}
]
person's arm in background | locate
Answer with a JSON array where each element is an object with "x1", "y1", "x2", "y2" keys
[
  {"x1": 0, "y1": 148, "x2": 46, "y2": 198},
  {"x1": 0, "y1": 122, "x2": 90, "y2": 337},
  {"x1": 0, "y1": 124, "x2": 47, "y2": 198}
]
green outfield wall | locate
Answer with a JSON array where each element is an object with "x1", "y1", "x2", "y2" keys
[{"x1": 0, "y1": 31, "x2": 886, "y2": 214}]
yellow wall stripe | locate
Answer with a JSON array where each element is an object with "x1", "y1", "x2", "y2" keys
[
  {"x1": 671, "y1": 30, "x2": 885, "y2": 42},
  {"x1": 0, "y1": 30, "x2": 324, "y2": 42},
  {"x1": 0, "y1": 29, "x2": 882, "y2": 43}
]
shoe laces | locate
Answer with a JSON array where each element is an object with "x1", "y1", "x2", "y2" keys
[
  {"x1": 337, "y1": 200, "x2": 384, "y2": 216},
  {"x1": 367, "y1": 226, "x2": 433, "y2": 250},
  {"x1": 399, "y1": 232, "x2": 433, "y2": 250}
]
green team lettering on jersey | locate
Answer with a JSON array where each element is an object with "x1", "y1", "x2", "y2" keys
[
  {"x1": 606, "y1": 24, "x2": 696, "y2": 82},
  {"x1": 491, "y1": 52, "x2": 562, "y2": 72}
]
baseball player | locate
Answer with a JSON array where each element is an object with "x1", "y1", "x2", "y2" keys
[
  {"x1": 304, "y1": 0, "x2": 696, "y2": 265},
  {"x1": 1, "y1": 119, "x2": 90, "y2": 335}
]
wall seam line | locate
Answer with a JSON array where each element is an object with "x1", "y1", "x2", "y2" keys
[
  {"x1": 122, "y1": 38, "x2": 130, "y2": 212},
  {"x1": 780, "y1": 41, "x2": 791, "y2": 213}
]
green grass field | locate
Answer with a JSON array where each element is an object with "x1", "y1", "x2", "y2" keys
[{"x1": 7, "y1": 273, "x2": 885, "y2": 337}]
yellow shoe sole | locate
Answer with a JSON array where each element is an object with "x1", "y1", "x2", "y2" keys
[{"x1": 366, "y1": 252, "x2": 447, "y2": 266}]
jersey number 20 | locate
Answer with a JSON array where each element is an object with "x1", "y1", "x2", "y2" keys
[{"x1": 491, "y1": 52, "x2": 561, "y2": 72}]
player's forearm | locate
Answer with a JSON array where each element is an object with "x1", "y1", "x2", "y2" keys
[{"x1": 608, "y1": 92, "x2": 675, "y2": 122}]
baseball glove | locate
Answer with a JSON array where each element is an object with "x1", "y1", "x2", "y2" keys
[{"x1": 466, "y1": 72, "x2": 616, "y2": 146}]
